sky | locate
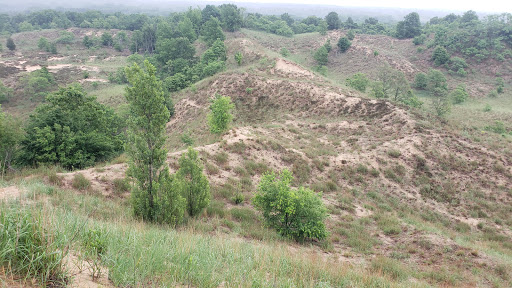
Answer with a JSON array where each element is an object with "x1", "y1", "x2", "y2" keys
[{"x1": 208, "y1": 0, "x2": 512, "y2": 13}]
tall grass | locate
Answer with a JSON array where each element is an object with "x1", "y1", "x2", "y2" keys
[{"x1": 0, "y1": 205, "x2": 68, "y2": 286}]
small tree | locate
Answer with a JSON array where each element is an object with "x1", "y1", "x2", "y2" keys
[
  {"x1": 6, "y1": 37, "x2": 15, "y2": 51},
  {"x1": 431, "y1": 46, "x2": 450, "y2": 66},
  {"x1": 337, "y1": 37, "x2": 351, "y2": 53},
  {"x1": 427, "y1": 69, "x2": 447, "y2": 91},
  {"x1": 325, "y1": 12, "x2": 341, "y2": 30},
  {"x1": 125, "y1": 60, "x2": 170, "y2": 221},
  {"x1": 0, "y1": 81, "x2": 13, "y2": 103},
  {"x1": 450, "y1": 85, "x2": 469, "y2": 104},
  {"x1": 496, "y1": 77, "x2": 505, "y2": 94},
  {"x1": 346, "y1": 30, "x2": 355, "y2": 40},
  {"x1": 314, "y1": 46, "x2": 328, "y2": 66},
  {"x1": 176, "y1": 148, "x2": 210, "y2": 217},
  {"x1": 253, "y1": 169, "x2": 328, "y2": 242},
  {"x1": 208, "y1": 94, "x2": 234, "y2": 134},
  {"x1": 414, "y1": 72, "x2": 428, "y2": 89},
  {"x1": 346, "y1": 72, "x2": 369, "y2": 92},
  {"x1": 38, "y1": 37, "x2": 50, "y2": 51},
  {"x1": 83, "y1": 36, "x2": 94, "y2": 49},
  {"x1": 234, "y1": 52, "x2": 243, "y2": 66}
]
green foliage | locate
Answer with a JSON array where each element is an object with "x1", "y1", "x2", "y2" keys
[
  {"x1": 447, "y1": 57, "x2": 468, "y2": 75},
  {"x1": 413, "y1": 34, "x2": 426, "y2": 45},
  {"x1": 0, "y1": 206, "x2": 68, "y2": 286},
  {"x1": 346, "y1": 30, "x2": 355, "y2": 40},
  {"x1": 427, "y1": 69, "x2": 447, "y2": 90},
  {"x1": 38, "y1": 37, "x2": 50, "y2": 51},
  {"x1": 219, "y1": 4, "x2": 242, "y2": 32},
  {"x1": 414, "y1": 72, "x2": 428, "y2": 89},
  {"x1": 396, "y1": 12, "x2": 422, "y2": 39},
  {"x1": 208, "y1": 94, "x2": 234, "y2": 134},
  {"x1": 375, "y1": 65, "x2": 415, "y2": 105},
  {"x1": 431, "y1": 46, "x2": 450, "y2": 66},
  {"x1": 280, "y1": 47, "x2": 290, "y2": 57},
  {"x1": 101, "y1": 32, "x2": 113, "y2": 46},
  {"x1": 56, "y1": 31, "x2": 74, "y2": 44},
  {"x1": 431, "y1": 95, "x2": 451, "y2": 117},
  {"x1": 485, "y1": 121, "x2": 507, "y2": 134},
  {"x1": 314, "y1": 45, "x2": 329, "y2": 66},
  {"x1": 325, "y1": 12, "x2": 341, "y2": 30},
  {"x1": 177, "y1": 148, "x2": 210, "y2": 217},
  {"x1": 20, "y1": 85, "x2": 124, "y2": 169},
  {"x1": 253, "y1": 169, "x2": 328, "y2": 242},
  {"x1": 125, "y1": 60, "x2": 171, "y2": 222},
  {"x1": 346, "y1": 72, "x2": 369, "y2": 92},
  {"x1": 496, "y1": 77, "x2": 505, "y2": 94},
  {"x1": 201, "y1": 16, "x2": 225, "y2": 46},
  {"x1": 0, "y1": 105, "x2": 23, "y2": 176},
  {"x1": 450, "y1": 85, "x2": 469, "y2": 104},
  {"x1": 337, "y1": 37, "x2": 351, "y2": 52},
  {"x1": 6, "y1": 37, "x2": 15, "y2": 51},
  {"x1": 82, "y1": 35, "x2": 94, "y2": 48},
  {"x1": 157, "y1": 37, "x2": 195, "y2": 65},
  {"x1": 154, "y1": 171, "x2": 186, "y2": 225},
  {"x1": 488, "y1": 90, "x2": 498, "y2": 98},
  {"x1": 235, "y1": 51, "x2": 243, "y2": 65},
  {"x1": 0, "y1": 81, "x2": 13, "y2": 103}
]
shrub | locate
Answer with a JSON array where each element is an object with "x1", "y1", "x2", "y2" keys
[
  {"x1": 488, "y1": 90, "x2": 498, "y2": 98},
  {"x1": 387, "y1": 149, "x2": 401, "y2": 158},
  {"x1": 450, "y1": 85, "x2": 469, "y2": 104},
  {"x1": 346, "y1": 30, "x2": 355, "y2": 40},
  {"x1": 280, "y1": 47, "x2": 290, "y2": 57},
  {"x1": 176, "y1": 148, "x2": 210, "y2": 217},
  {"x1": 346, "y1": 72, "x2": 369, "y2": 92},
  {"x1": 72, "y1": 173, "x2": 91, "y2": 190},
  {"x1": 6, "y1": 37, "x2": 15, "y2": 51},
  {"x1": 413, "y1": 34, "x2": 426, "y2": 45},
  {"x1": 208, "y1": 94, "x2": 234, "y2": 134},
  {"x1": 234, "y1": 52, "x2": 243, "y2": 65},
  {"x1": 431, "y1": 46, "x2": 450, "y2": 66},
  {"x1": 253, "y1": 169, "x2": 328, "y2": 241},
  {"x1": 231, "y1": 193, "x2": 245, "y2": 204},
  {"x1": 337, "y1": 37, "x2": 351, "y2": 52}
]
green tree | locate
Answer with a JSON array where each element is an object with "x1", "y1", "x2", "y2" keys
[
  {"x1": 337, "y1": 37, "x2": 351, "y2": 52},
  {"x1": 101, "y1": 32, "x2": 113, "y2": 46},
  {"x1": 82, "y1": 35, "x2": 94, "y2": 48},
  {"x1": 376, "y1": 65, "x2": 411, "y2": 102},
  {"x1": 450, "y1": 85, "x2": 469, "y2": 104},
  {"x1": 20, "y1": 84, "x2": 124, "y2": 169},
  {"x1": 176, "y1": 148, "x2": 210, "y2": 217},
  {"x1": 235, "y1": 51, "x2": 243, "y2": 66},
  {"x1": 208, "y1": 94, "x2": 234, "y2": 134},
  {"x1": 414, "y1": 72, "x2": 428, "y2": 89},
  {"x1": 38, "y1": 37, "x2": 50, "y2": 51},
  {"x1": 396, "y1": 12, "x2": 421, "y2": 39},
  {"x1": 219, "y1": 4, "x2": 242, "y2": 32},
  {"x1": 156, "y1": 37, "x2": 195, "y2": 65},
  {"x1": 253, "y1": 169, "x2": 328, "y2": 242},
  {"x1": 325, "y1": 12, "x2": 341, "y2": 30},
  {"x1": 125, "y1": 60, "x2": 170, "y2": 221},
  {"x1": 427, "y1": 69, "x2": 447, "y2": 90},
  {"x1": 0, "y1": 105, "x2": 23, "y2": 178},
  {"x1": 314, "y1": 45, "x2": 328, "y2": 66},
  {"x1": 496, "y1": 77, "x2": 505, "y2": 94},
  {"x1": 6, "y1": 37, "x2": 15, "y2": 51},
  {"x1": 0, "y1": 81, "x2": 13, "y2": 103},
  {"x1": 178, "y1": 17, "x2": 197, "y2": 42},
  {"x1": 431, "y1": 46, "x2": 450, "y2": 66},
  {"x1": 346, "y1": 73, "x2": 369, "y2": 92},
  {"x1": 201, "y1": 16, "x2": 225, "y2": 46}
]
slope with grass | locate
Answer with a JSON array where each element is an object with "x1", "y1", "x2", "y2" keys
[{"x1": 1, "y1": 26, "x2": 512, "y2": 287}]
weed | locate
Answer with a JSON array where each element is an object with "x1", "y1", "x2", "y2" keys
[
  {"x1": 206, "y1": 200, "x2": 226, "y2": 218},
  {"x1": 72, "y1": 173, "x2": 91, "y2": 190},
  {"x1": 214, "y1": 151, "x2": 229, "y2": 166},
  {"x1": 370, "y1": 256, "x2": 408, "y2": 280},
  {"x1": 387, "y1": 149, "x2": 401, "y2": 158},
  {"x1": 230, "y1": 207, "x2": 257, "y2": 223},
  {"x1": 112, "y1": 178, "x2": 130, "y2": 194},
  {"x1": 231, "y1": 193, "x2": 245, "y2": 205}
]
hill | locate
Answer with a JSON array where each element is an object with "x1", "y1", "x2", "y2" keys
[{"x1": 1, "y1": 9, "x2": 512, "y2": 288}]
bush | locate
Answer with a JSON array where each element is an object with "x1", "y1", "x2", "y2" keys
[
  {"x1": 337, "y1": 37, "x2": 351, "y2": 52},
  {"x1": 208, "y1": 94, "x2": 234, "y2": 134},
  {"x1": 346, "y1": 73, "x2": 369, "y2": 92},
  {"x1": 346, "y1": 30, "x2": 355, "y2": 40},
  {"x1": 431, "y1": 46, "x2": 450, "y2": 66},
  {"x1": 113, "y1": 178, "x2": 130, "y2": 194},
  {"x1": 280, "y1": 47, "x2": 290, "y2": 57},
  {"x1": 253, "y1": 169, "x2": 328, "y2": 242},
  {"x1": 72, "y1": 173, "x2": 91, "y2": 190},
  {"x1": 413, "y1": 34, "x2": 426, "y2": 45},
  {"x1": 450, "y1": 85, "x2": 469, "y2": 104},
  {"x1": 176, "y1": 148, "x2": 210, "y2": 217}
]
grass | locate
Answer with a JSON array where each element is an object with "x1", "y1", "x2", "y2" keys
[
  {"x1": 71, "y1": 173, "x2": 91, "y2": 190},
  {"x1": 0, "y1": 181, "x2": 431, "y2": 288}
]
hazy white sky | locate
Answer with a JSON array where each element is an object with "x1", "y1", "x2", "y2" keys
[{"x1": 209, "y1": 0, "x2": 512, "y2": 13}]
